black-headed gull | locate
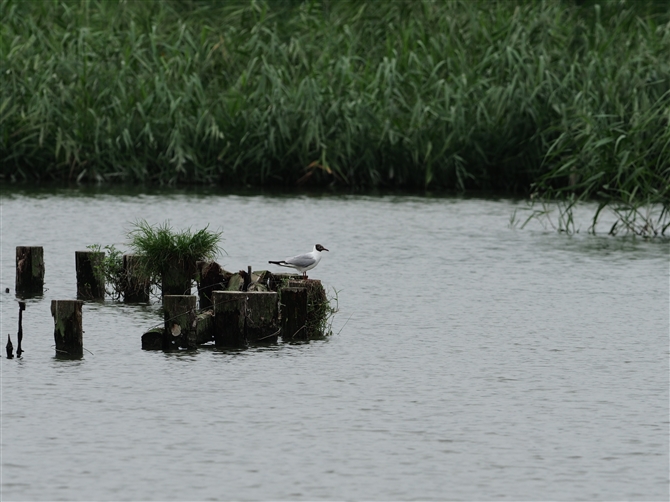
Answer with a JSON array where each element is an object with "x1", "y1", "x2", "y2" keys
[{"x1": 268, "y1": 244, "x2": 329, "y2": 278}]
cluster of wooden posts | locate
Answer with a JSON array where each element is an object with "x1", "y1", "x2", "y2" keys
[
  {"x1": 12, "y1": 246, "x2": 330, "y2": 359},
  {"x1": 142, "y1": 269, "x2": 327, "y2": 352}
]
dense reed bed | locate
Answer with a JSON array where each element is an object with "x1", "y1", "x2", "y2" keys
[{"x1": 1, "y1": 0, "x2": 668, "y2": 232}]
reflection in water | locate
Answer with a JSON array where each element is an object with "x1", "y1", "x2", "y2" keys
[{"x1": 0, "y1": 187, "x2": 667, "y2": 501}]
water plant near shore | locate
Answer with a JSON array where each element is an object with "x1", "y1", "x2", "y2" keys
[{"x1": 1, "y1": 0, "x2": 668, "y2": 233}]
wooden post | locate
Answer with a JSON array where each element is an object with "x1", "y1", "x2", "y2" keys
[
  {"x1": 212, "y1": 291, "x2": 247, "y2": 348},
  {"x1": 15, "y1": 246, "x2": 44, "y2": 296},
  {"x1": 196, "y1": 261, "x2": 230, "y2": 310},
  {"x1": 123, "y1": 254, "x2": 150, "y2": 303},
  {"x1": 287, "y1": 279, "x2": 328, "y2": 339},
  {"x1": 196, "y1": 261, "x2": 210, "y2": 309},
  {"x1": 226, "y1": 273, "x2": 244, "y2": 291},
  {"x1": 141, "y1": 327, "x2": 164, "y2": 350},
  {"x1": 162, "y1": 295, "x2": 197, "y2": 350},
  {"x1": 248, "y1": 270, "x2": 271, "y2": 292},
  {"x1": 243, "y1": 266, "x2": 252, "y2": 291},
  {"x1": 6, "y1": 335, "x2": 13, "y2": 359},
  {"x1": 268, "y1": 272, "x2": 302, "y2": 292},
  {"x1": 76, "y1": 251, "x2": 105, "y2": 300},
  {"x1": 162, "y1": 264, "x2": 194, "y2": 297},
  {"x1": 246, "y1": 292, "x2": 279, "y2": 343},
  {"x1": 51, "y1": 300, "x2": 84, "y2": 358},
  {"x1": 195, "y1": 310, "x2": 215, "y2": 344},
  {"x1": 280, "y1": 287, "x2": 308, "y2": 341}
]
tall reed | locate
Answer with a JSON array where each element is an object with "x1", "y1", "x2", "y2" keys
[{"x1": 1, "y1": 0, "x2": 668, "y2": 233}]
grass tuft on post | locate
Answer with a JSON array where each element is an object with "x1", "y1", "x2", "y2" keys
[{"x1": 128, "y1": 220, "x2": 222, "y2": 296}]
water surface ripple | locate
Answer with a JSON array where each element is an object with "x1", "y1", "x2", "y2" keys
[{"x1": 1, "y1": 188, "x2": 668, "y2": 501}]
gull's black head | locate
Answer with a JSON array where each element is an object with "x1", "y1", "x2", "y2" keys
[{"x1": 315, "y1": 244, "x2": 329, "y2": 252}]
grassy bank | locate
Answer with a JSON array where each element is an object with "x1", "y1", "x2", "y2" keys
[{"x1": 1, "y1": 0, "x2": 669, "y2": 229}]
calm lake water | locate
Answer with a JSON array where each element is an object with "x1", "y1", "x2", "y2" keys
[{"x1": 1, "y1": 186, "x2": 668, "y2": 501}]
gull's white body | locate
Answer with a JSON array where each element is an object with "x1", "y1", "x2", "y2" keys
[{"x1": 269, "y1": 244, "x2": 328, "y2": 278}]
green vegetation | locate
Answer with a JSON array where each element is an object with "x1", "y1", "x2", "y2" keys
[
  {"x1": 128, "y1": 220, "x2": 222, "y2": 285},
  {"x1": 1, "y1": 0, "x2": 668, "y2": 234},
  {"x1": 316, "y1": 287, "x2": 340, "y2": 338},
  {"x1": 305, "y1": 288, "x2": 338, "y2": 338},
  {"x1": 87, "y1": 243, "x2": 125, "y2": 300},
  {"x1": 87, "y1": 222, "x2": 222, "y2": 298}
]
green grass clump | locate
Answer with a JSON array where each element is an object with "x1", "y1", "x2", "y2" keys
[
  {"x1": 128, "y1": 220, "x2": 222, "y2": 283},
  {"x1": 1, "y1": 0, "x2": 668, "y2": 234}
]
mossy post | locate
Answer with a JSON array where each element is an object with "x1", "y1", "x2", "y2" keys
[
  {"x1": 51, "y1": 300, "x2": 84, "y2": 359},
  {"x1": 280, "y1": 287, "x2": 308, "y2": 341},
  {"x1": 212, "y1": 291, "x2": 247, "y2": 348},
  {"x1": 287, "y1": 279, "x2": 329, "y2": 339},
  {"x1": 76, "y1": 251, "x2": 105, "y2": 300},
  {"x1": 246, "y1": 292, "x2": 279, "y2": 343},
  {"x1": 163, "y1": 295, "x2": 197, "y2": 350},
  {"x1": 123, "y1": 254, "x2": 150, "y2": 303},
  {"x1": 15, "y1": 246, "x2": 44, "y2": 296},
  {"x1": 268, "y1": 272, "x2": 302, "y2": 292}
]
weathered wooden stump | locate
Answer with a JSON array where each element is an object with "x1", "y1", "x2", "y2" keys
[
  {"x1": 212, "y1": 291, "x2": 247, "y2": 348},
  {"x1": 15, "y1": 246, "x2": 45, "y2": 296},
  {"x1": 76, "y1": 251, "x2": 105, "y2": 300},
  {"x1": 162, "y1": 264, "x2": 194, "y2": 297},
  {"x1": 226, "y1": 273, "x2": 245, "y2": 291},
  {"x1": 6, "y1": 335, "x2": 13, "y2": 359},
  {"x1": 247, "y1": 270, "x2": 272, "y2": 292},
  {"x1": 141, "y1": 327, "x2": 164, "y2": 350},
  {"x1": 268, "y1": 272, "x2": 302, "y2": 292},
  {"x1": 163, "y1": 295, "x2": 197, "y2": 350},
  {"x1": 246, "y1": 292, "x2": 279, "y2": 343},
  {"x1": 195, "y1": 310, "x2": 215, "y2": 344},
  {"x1": 287, "y1": 279, "x2": 329, "y2": 339},
  {"x1": 51, "y1": 300, "x2": 84, "y2": 358},
  {"x1": 123, "y1": 254, "x2": 150, "y2": 303},
  {"x1": 196, "y1": 261, "x2": 231, "y2": 310},
  {"x1": 142, "y1": 310, "x2": 213, "y2": 350},
  {"x1": 280, "y1": 287, "x2": 308, "y2": 341}
]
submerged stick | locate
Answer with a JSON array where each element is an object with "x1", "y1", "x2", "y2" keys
[{"x1": 17, "y1": 301, "x2": 25, "y2": 357}]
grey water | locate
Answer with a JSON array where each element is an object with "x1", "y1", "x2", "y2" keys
[{"x1": 1, "y1": 186, "x2": 668, "y2": 501}]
